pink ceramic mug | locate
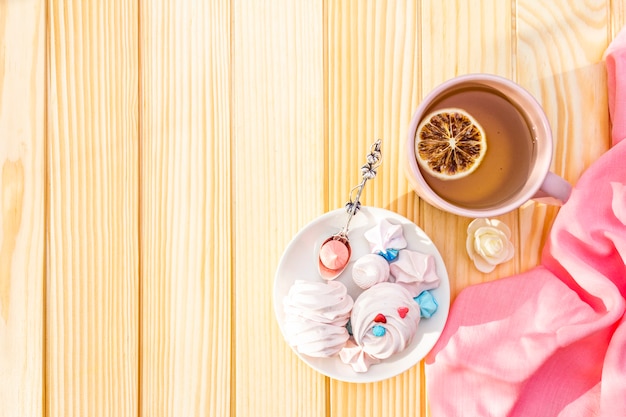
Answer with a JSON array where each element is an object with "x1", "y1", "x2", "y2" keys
[{"x1": 406, "y1": 74, "x2": 572, "y2": 218}]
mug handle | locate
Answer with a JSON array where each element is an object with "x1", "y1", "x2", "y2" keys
[{"x1": 532, "y1": 171, "x2": 572, "y2": 206}]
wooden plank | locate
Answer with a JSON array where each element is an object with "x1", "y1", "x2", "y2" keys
[
  {"x1": 326, "y1": 0, "x2": 421, "y2": 216},
  {"x1": 139, "y1": 1, "x2": 231, "y2": 416},
  {"x1": 612, "y1": 0, "x2": 626, "y2": 38},
  {"x1": 516, "y1": 0, "x2": 612, "y2": 268},
  {"x1": 0, "y1": 0, "x2": 45, "y2": 416},
  {"x1": 326, "y1": 1, "x2": 425, "y2": 416},
  {"x1": 231, "y1": 0, "x2": 327, "y2": 416},
  {"x1": 46, "y1": 1, "x2": 138, "y2": 415}
]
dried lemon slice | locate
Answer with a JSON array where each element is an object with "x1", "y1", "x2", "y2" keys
[{"x1": 415, "y1": 108, "x2": 487, "y2": 180}]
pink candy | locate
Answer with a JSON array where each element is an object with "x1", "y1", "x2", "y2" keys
[{"x1": 319, "y1": 239, "x2": 350, "y2": 271}]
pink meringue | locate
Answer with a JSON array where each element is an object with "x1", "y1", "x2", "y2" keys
[
  {"x1": 284, "y1": 320, "x2": 350, "y2": 358},
  {"x1": 349, "y1": 282, "x2": 420, "y2": 362},
  {"x1": 283, "y1": 280, "x2": 353, "y2": 357},
  {"x1": 389, "y1": 249, "x2": 441, "y2": 297},
  {"x1": 339, "y1": 339, "x2": 381, "y2": 373},
  {"x1": 351, "y1": 253, "x2": 390, "y2": 289},
  {"x1": 364, "y1": 219, "x2": 408, "y2": 253}
]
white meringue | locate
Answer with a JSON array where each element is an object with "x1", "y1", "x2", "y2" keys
[
  {"x1": 352, "y1": 253, "x2": 390, "y2": 289},
  {"x1": 389, "y1": 249, "x2": 441, "y2": 297},
  {"x1": 350, "y1": 282, "x2": 420, "y2": 360},
  {"x1": 339, "y1": 339, "x2": 381, "y2": 372},
  {"x1": 283, "y1": 280, "x2": 353, "y2": 326},
  {"x1": 283, "y1": 319, "x2": 350, "y2": 358},
  {"x1": 283, "y1": 280, "x2": 353, "y2": 357},
  {"x1": 364, "y1": 218, "x2": 408, "y2": 254}
]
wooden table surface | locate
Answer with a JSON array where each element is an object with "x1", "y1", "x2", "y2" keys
[{"x1": 1, "y1": 0, "x2": 624, "y2": 416}]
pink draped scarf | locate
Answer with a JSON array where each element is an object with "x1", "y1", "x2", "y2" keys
[{"x1": 425, "y1": 26, "x2": 626, "y2": 416}]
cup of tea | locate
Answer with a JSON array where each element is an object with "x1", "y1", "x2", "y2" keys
[{"x1": 405, "y1": 73, "x2": 572, "y2": 218}]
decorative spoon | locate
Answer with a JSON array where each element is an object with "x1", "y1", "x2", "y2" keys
[{"x1": 318, "y1": 139, "x2": 382, "y2": 280}]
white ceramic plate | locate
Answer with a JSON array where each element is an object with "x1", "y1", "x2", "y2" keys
[{"x1": 273, "y1": 206, "x2": 450, "y2": 383}]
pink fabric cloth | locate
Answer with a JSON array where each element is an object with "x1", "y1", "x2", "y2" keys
[{"x1": 426, "y1": 26, "x2": 626, "y2": 416}]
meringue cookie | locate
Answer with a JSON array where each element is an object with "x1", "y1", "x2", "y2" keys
[
  {"x1": 283, "y1": 319, "x2": 350, "y2": 357},
  {"x1": 352, "y1": 253, "x2": 390, "y2": 289},
  {"x1": 283, "y1": 280, "x2": 354, "y2": 357},
  {"x1": 283, "y1": 280, "x2": 353, "y2": 326},
  {"x1": 350, "y1": 282, "x2": 420, "y2": 360},
  {"x1": 364, "y1": 219, "x2": 408, "y2": 254},
  {"x1": 389, "y1": 249, "x2": 441, "y2": 297},
  {"x1": 339, "y1": 339, "x2": 381, "y2": 372}
]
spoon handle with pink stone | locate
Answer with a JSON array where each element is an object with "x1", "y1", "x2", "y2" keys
[{"x1": 318, "y1": 140, "x2": 382, "y2": 280}]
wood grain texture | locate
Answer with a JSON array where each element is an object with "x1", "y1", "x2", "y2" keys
[
  {"x1": 612, "y1": 0, "x2": 626, "y2": 38},
  {"x1": 232, "y1": 1, "x2": 327, "y2": 416},
  {"x1": 0, "y1": 1, "x2": 45, "y2": 416},
  {"x1": 139, "y1": 1, "x2": 231, "y2": 416},
  {"x1": 326, "y1": 1, "x2": 424, "y2": 416},
  {"x1": 46, "y1": 1, "x2": 138, "y2": 415},
  {"x1": 516, "y1": 0, "x2": 612, "y2": 267},
  {"x1": 326, "y1": 0, "x2": 421, "y2": 216},
  {"x1": 0, "y1": 1, "x2": 621, "y2": 416}
]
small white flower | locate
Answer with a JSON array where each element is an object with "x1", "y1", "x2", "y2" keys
[{"x1": 466, "y1": 218, "x2": 514, "y2": 273}]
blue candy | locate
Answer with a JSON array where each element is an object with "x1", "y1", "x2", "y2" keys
[
  {"x1": 414, "y1": 290, "x2": 439, "y2": 318},
  {"x1": 372, "y1": 325, "x2": 386, "y2": 337},
  {"x1": 377, "y1": 248, "x2": 399, "y2": 262}
]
